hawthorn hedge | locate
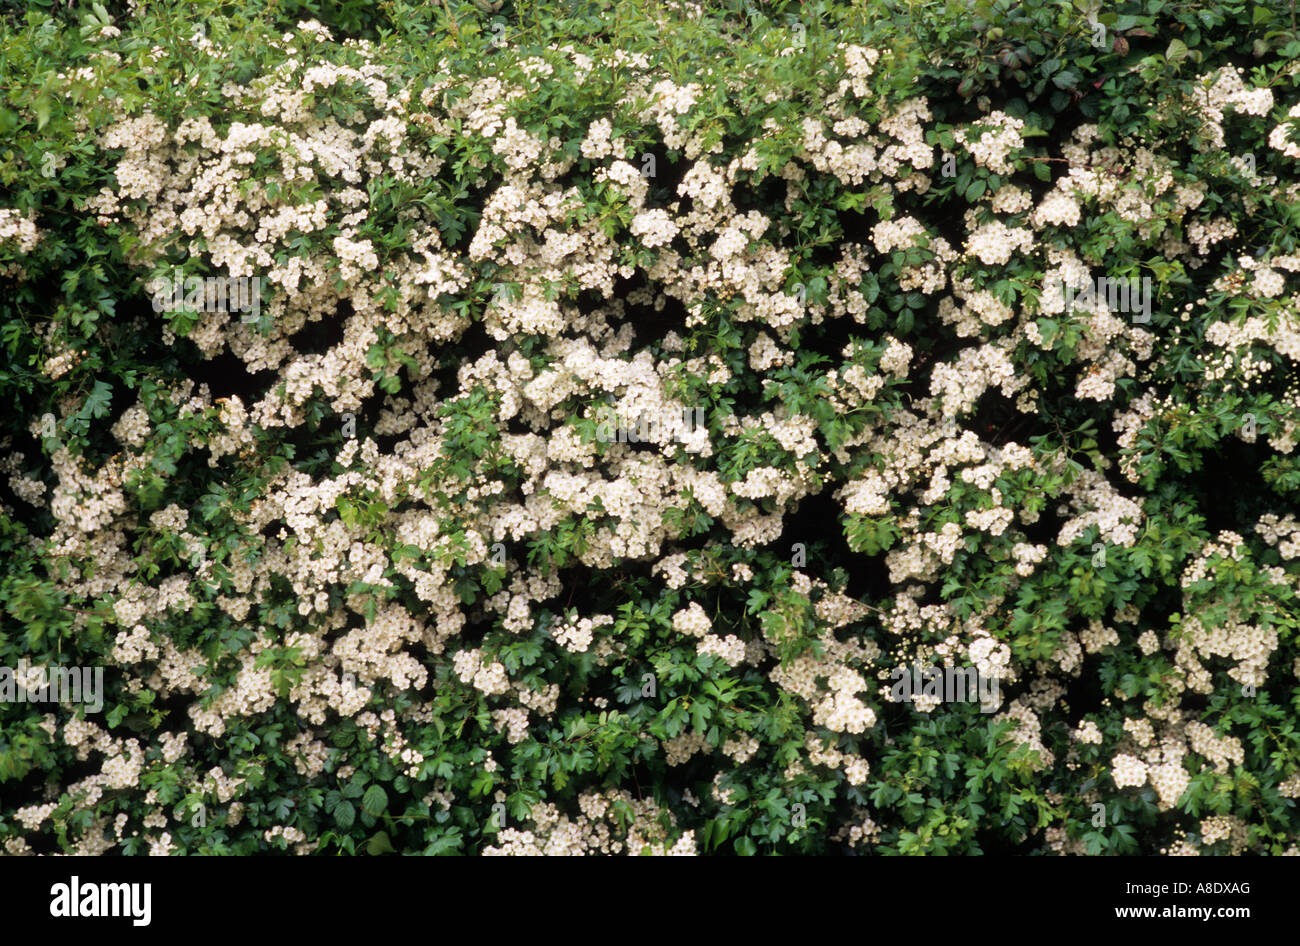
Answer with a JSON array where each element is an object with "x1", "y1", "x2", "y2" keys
[{"x1": 2, "y1": 0, "x2": 1299, "y2": 855}]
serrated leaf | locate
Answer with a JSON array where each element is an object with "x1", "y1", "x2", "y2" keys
[
  {"x1": 333, "y1": 801, "x2": 356, "y2": 830},
  {"x1": 1051, "y1": 70, "x2": 1079, "y2": 90},
  {"x1": 361, "y1": 784, "x2": 388, "y2": 817}
]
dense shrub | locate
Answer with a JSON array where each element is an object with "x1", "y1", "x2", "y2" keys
[{"x1": 2, "y1": 0, "x2": 1299, "y2": 855}]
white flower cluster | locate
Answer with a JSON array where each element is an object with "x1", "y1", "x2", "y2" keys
[
  {"x1": 954, "y1": 111, "x2": 1024, "y2": 174},
  {"x1": 672, "y1": 602, "x2": 712, "y2": 638}
]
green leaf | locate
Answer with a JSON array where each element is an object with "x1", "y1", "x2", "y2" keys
[
  {"x1": 82, "y1": 380, "x2": 113, "y2": 419},
  {"x1": 1051, "y1": 70, "x2": 1079, "y2": 91},
  {"x1": 365, "y1": 831, "x2": 395, "y2": 855},
  {"x1": 333, "y1": 801, "x2": 356, "y2": 830},
  {"x1": 361, "y1": 784, "x2": 388, "y2": 817}
]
